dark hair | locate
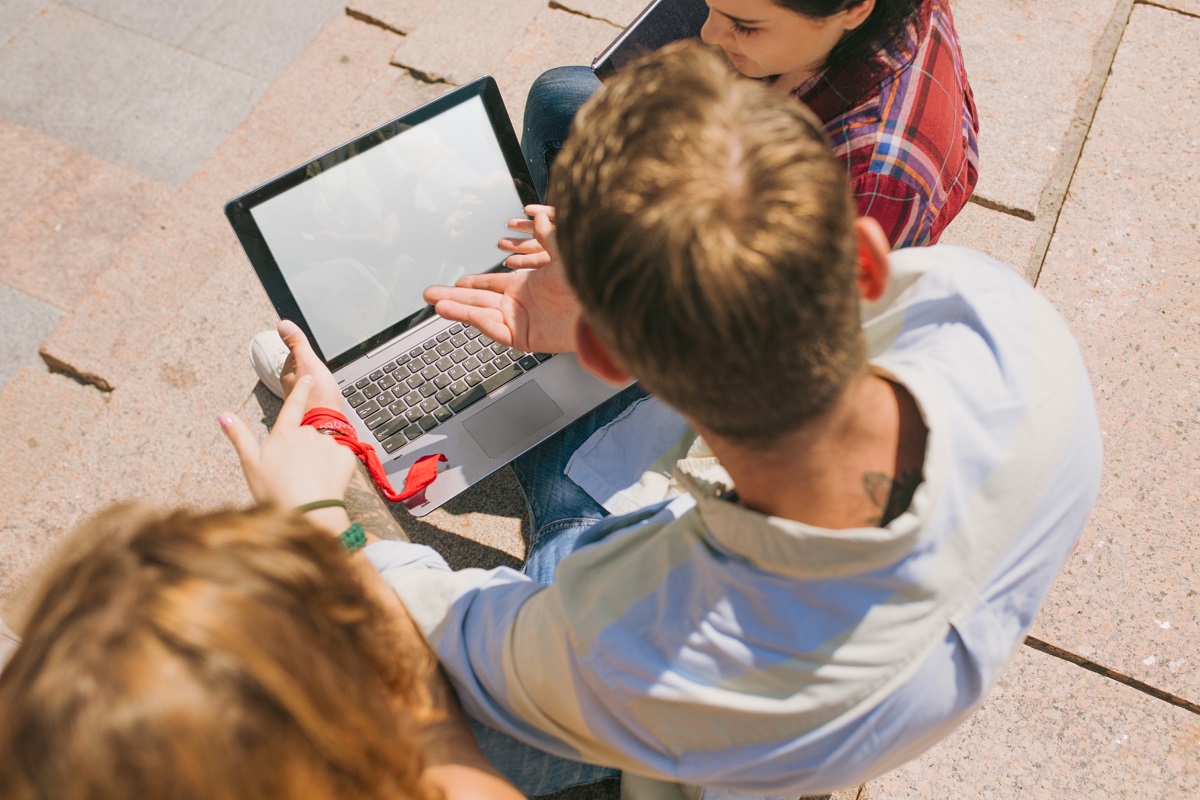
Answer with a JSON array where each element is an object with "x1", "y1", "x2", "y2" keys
[{"x1": 779, "y1": 0, "x2": 922, "y2": 80}]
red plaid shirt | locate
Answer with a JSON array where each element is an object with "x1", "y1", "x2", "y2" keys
[{"x1": 793, "y1": 0, "x2": 979, "y2": 248}]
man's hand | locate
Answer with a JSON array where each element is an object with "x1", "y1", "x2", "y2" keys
[
  {"x1": 423, "y1": 205, "x2": 582, "y2": 353},
  {"x1": 220, "y1": 376, "x2": 358, "y2": 512}
]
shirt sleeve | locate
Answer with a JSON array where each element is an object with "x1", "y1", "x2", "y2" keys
[{"x1": 851, "y1": 171, "x2": 934, "y2": 249}]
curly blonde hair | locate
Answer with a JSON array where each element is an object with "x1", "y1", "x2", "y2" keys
[{"x1": 0, "y1": 504, "x2": 439, "y2": 800}]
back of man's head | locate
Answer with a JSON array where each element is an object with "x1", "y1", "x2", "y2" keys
[{"x1": 551, "y1": 41, "x2": 864, "y2": 441}]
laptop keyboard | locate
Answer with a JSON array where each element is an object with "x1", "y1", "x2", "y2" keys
[{"x1": 341, "y1": 322, "x2": 553, "y2": 454}]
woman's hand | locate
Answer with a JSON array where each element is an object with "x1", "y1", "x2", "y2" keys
[{"x1": 220, "y1": 376, "x2": 358, "y2": 512}]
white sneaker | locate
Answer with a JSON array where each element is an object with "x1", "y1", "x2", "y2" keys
[{"x1": 249, "y1": 329, "x2": 288, "y2": 399}]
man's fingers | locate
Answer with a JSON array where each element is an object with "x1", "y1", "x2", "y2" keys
[
  {"x1": 503, "y1": 251, "x2": 553, "y2": 271},
  {"x1": 432, "y1": 301, "x2": 514, "y2": 346},
  {"x1": 523, "y1": 204, "x2": 555, "y2": 221},
  {"x1": 498, "y1": 235, "x2": 541, "y2": 254},
  {"x1": 277, "y1": 375, "x2": 314, "y2": 429},
  {"x1": 425, "y1": 283, "x2": 506, "y2": 308}
]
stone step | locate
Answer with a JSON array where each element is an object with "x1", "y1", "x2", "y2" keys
[
  {"x1": 389, "y1": 0, "x2": 547, "y2": 85},
  {"x1": 38, "y1": 14, "x2": 410, "y2": 394}
]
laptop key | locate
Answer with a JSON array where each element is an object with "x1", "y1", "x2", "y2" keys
[
  {"x1": 363, "y1": 384, "x2": 382, "y2": 399},
  {"x1": 448, "y1": 363, "x2": 523, "y2": 414},
  {"x1": 478, "y1": 362, "x2": 497, "y2": 379},
  {"x1": 419, "y1": 382, "x2": 438, "y2": 397},
  {"x1": 534, "y1": 353, "x2": 553, "y2": 362},
  {"x1": 382, "y1": 361, "x2": 398, "y2": 373},
  {"x1": 381, "y1": 431, "x2": 411, "y2": 454},
  {"x1": 402, "y1": 390, "x2": 422, "y2": 407},
  {"x1": 377, "y1": 417, "x2": 409, "y2": 442},
  {"x1": 465, "y1": 372, "x2": 483, "y2": 387},
  {"x1": 341, "y1": 386, "x2": 357, "y2": 397},
  {"x1": 356, "y1": 399, "x2": 381, "y2": 418},
  {"x1": 346, "y1": 391, "x2": 368, "y2": 408},
  {"x1": 435, "y1": 388, "x2": 454, "y2": 405},
  {"x1": 433, "y1": 406, "x2": 453, "y2": 423},
  {"x1": 355, "y1": 377, "x2": 371, "y2": 389},
  {"x1": 418, "y1": 415, "x2": 439, "y2": 432},
  {"x1": 517, "y1": 355, "x2": 539, "y2": 371},
  {"x1": 379, "y1": 374, "x2": 397, "y2": 390},
  {"x1": 420, "y1": 397, "x2": 440, "y2": 415},
  {"x1": 369, "y1": 369, "x2": 384, "y2": 381},
  {"x1": 436, "y1": 330, "x2": 452, "y2": 342},
  {"x1": 403, "y1": 422, "x2": 425, "y2": 440},
  {"x1": 365, "y1": 409, "x2": 392, "y2": 429}
]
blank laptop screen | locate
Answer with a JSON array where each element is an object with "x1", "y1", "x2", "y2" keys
[{"x1": 249, "y1": 95, "x2": 525, "y2": 360}]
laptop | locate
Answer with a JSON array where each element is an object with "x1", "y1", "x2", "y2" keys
[
  {"x1": 591, "y1": 0, "x2": 708, "y2": 80},
  {"x1": 225, "y1": 77, "x2": 624, "y2": 516}
]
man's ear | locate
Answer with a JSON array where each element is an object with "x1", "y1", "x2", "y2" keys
[
  {"x1": 841, "y1": 0, "x2": 876, "y2": 31},
  {"x1": 855, "y1": 216, "x2": 891, "y2": 302},
  {"x1": 575, "y1": 317, "x2": 632, "y2": 386}
]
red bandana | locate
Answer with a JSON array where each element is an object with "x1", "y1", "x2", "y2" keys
[{"x1": 301, "y1": 407, "x2": 446, "y2": 505}]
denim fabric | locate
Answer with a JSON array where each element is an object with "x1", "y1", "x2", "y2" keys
[
  {"x1": 513, "y1": 383, "x2": 647, "y2": 584},
  {"x1": 521, "y1": 66, "x2": 602, "y2": 200},
  {"x1": 469, "y1": 384, "x2": 646, "y2": 791},
  {"x1": 469, "y1": 716, "x2": 619, "y2": 796}
]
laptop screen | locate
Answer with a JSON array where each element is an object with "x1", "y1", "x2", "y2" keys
[{"x1": 247, "y1": 94, "x2": 525, "y2": 361}]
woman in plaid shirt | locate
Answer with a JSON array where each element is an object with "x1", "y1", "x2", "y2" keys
[{"x1": 520, "y1": 0, "x2": 978, "y2": 249}]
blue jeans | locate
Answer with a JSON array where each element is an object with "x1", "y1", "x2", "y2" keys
[
  {"x1": 468, "y1": 384, "x2": 647, "y2": 795},
  {"x1": 521, "y1": 66, "x2": 602, "y2": 200}
]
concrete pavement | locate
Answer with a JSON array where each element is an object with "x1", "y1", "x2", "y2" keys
[{"x1": 0, "y1": 1, "x2": 1196, "y2": 797}]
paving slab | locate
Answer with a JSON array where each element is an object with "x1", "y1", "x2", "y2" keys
[
  {"x1": 1153, "y1": 0, "x2": 1200, "y2": 15},
  {"x1": 0, "y1": 288, "x2": 64, "y2": 387},
  {"x1": 953, "y1": 0, "x2": 1132, "y2": 218},
  {"x1": 938, "y1": 201, "x2": 1044, "y2": 284},
  {"x1": 39, "y1": 15, "x2": 405, "y2": 391},
  {"x1": 0, "y1": 148, "x2": 172, "y2": 310},
  {"x1": 0, "y1": 3, "x2": 266, "y2": 185},
  {"x1": 66, "y1": 0, "x2": 225, "y2": 47},
  {"x1": 492, "y1": 2, "x2": 629, "y2": 128},
  {"x1": 0, "y1": 0, "x2": 44, "y2": 45},
  {"x1": 0, "y1": 364, "x2": 108, "y2": 601},
  {"x1": 550, "y1": 0, "x2": 650, "y2": 27},
  {"x1": 181, "y1": 0, "x2": 346, "y2": 82},
  {"x1": 389, "y1": 0, "x2": 545, "y2": 85},
  {"x1": 0, "y1": 119, "x2": 76, "y2": 228},
  {"x1": 346, "y1": 0, "x2": 441, "y2": 35},
  {"x1": 866, "y1": 645, "x2": 1200, "y2": 799},
  {"x1": 1031, "y1": 4, "x2": 1200, "y2": 702}
]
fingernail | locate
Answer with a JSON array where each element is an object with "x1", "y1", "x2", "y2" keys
[{"x1": 217, "y1": 413, "x2": 233, "y2": 429}]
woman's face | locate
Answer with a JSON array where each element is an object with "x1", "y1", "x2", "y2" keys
[{"x1": 701, "y1": 0, "x2": 874, "y2": 86}]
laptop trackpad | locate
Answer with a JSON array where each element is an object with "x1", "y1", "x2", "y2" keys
[{"x1": 462, "y1": 381, "x2": 564, "y2": 458}]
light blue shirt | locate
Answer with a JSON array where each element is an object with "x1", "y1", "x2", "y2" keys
[{"x1": 367, "y1": 247, "x2": 1102, "y2": 794}]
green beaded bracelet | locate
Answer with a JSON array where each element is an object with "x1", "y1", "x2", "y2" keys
[{"x1": 338, "y1": 522, "x2": 367, "y2": 553}]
